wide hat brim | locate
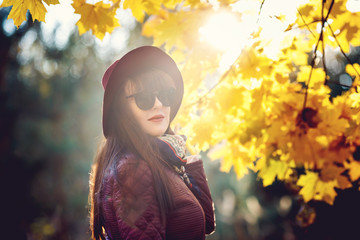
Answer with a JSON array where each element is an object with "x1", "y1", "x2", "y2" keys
[{"x1": 102, "y1": 46, "x2": 184, "y2": 138}]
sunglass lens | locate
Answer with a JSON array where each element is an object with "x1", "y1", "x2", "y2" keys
[
  {"x1": 134, "y1": 92, "x2": 155, "y2": 110},
  {"x1": 158, "y1": 88, "x2": 175, "y2": 107}
]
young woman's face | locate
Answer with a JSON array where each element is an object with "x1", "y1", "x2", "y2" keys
[{"x1": 124, "y1": 78, "x2": 173, "y2": 137}]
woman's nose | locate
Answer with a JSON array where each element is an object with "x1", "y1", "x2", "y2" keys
[{"x1": 153, "y1": 96, "x2": 163, "y2": 109}]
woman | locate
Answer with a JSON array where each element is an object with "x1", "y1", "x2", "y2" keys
[{"x1": 90, "y1": 46, "x2": 215, "y2": 240}]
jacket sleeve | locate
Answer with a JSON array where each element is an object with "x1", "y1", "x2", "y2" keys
[
  {"x1": 185, "y1": 160, "x2": 215, "y2": 234},
  {"x1": 102, "y1": 158, "x2": 165, "y2": 240}
]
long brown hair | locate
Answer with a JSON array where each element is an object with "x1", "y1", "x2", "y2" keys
[{"x1": 90, "y1": 69, "x2": 177, "y2": 240}]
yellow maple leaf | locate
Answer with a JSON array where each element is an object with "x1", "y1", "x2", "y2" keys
[
  {"x1": 274, "y1": 72, "x2": 289, "y2": 84},
  {"x1": 336, "y1": 175, "x2": 352, "y2": 190},
  {"x1": 186, "y1": 111, "x2": 214, "y2": 151},
  {"x1": 333, "y1": 32, "x2": 351, "y2": 53},
  {"x1": 314, "y1": 179, "x2": 338, "y2": 205},
  {"x1": 297, "y1": 66, "x2": 326, "y2": 89},
  {"x1": 287, "y1": 127, "x2": 324, "y2": 168},
  {"x1": 296, "y1": 3, "x2": 319, "y2": 28},
  {"x1": 298, "y1": 171, "x2": 319, "y2": 202},
  {"x1": 258, "y1": 157, "x2": 293, "y2": 186},
  {"x1": 144, "y1": 9, "x2": 208, "y2": 51},
  {"x1": 319, "y1": 164, "x2": 343, "y2": 182},
  {"x1": 232, "y1": 155, "x2": 250, "y2": 179},
  {"x1": 283, "y1": 35, "x2": 314, "y2": 65},
  {"x1": 1, "y1": 0, "x2": 13, "y2": 7},
  {"x1": 207, "y1": 137, "x2": 260, "y2": 179},
  {"x1": 344, "y1": 23, "x2": 358, "y2": 43},
  {"x1": 348, "y1": 92, "x2": 360, "y2": 108},
  {"x1": 329, "y1": 0, "x2": 347, "y2": 17},
  {"x1": 43, "y1": 0, "x2": 60, "y2": 4},
  {"x1": 123, "y1": 0, "x2": 147, "y2": 22},
  {"x1": 298, "y1": 171, "x2": 338, "y2": 205},
  {"x1": 72, "y1": 0, "x2": 120, "y2": 40},
  {"x1": 298, "y1": 4, "x2": 314, "y2": 17},
  {"x1": 234, "y1": 46, "x2": 274, "y2": 81},
  {"x1": 318, "y1": 164, "x2": 351, "y2": 190},
  {"x1": 183, "y1": 0, "x2": 203, "y2": 8},
  {"x1": 2, "y1": 0, "x2": 59, "y2": 28},
  {"x1": 345, "y1": 63, "x2": 360, "y2": 87},
  {"x1": 124, "y1": 0, "x2": 179, "y2": 23},
  {"x1": 346, "y1": 161, "x2": 360, "y2": 182},
  {"x1": 162, "y1": 0, "x2": 183, "y2": 9},
  {"x1": 327, "y1": 11, "x2": 360, "y2": 53},
  {"x1": 317, "y1": 104, "x2": 349, "y2": 138},
  {"x1": 5, "y1": 0, "x2": 28, "y2": 27},
  {"x1": 27, "y1": 0, "x2": 47, "y2": 22}
]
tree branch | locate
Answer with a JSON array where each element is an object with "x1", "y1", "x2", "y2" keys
[
  {"x1": 285, "y1": 19, "x2": 321, "y2": 33},
  {"x1": 321, "y1": 0, "x2": 328, "y2": 85},
  {"x1": 324, "y1": 0, "x2": 335, "y2": 22},
  {"x1": 296, "y1": 8, "x2": 316, "y2": 38},
  {"x1": 303, "y1": 0, "x2": 334, "y2": 109},
  {"x1": 257, "y1": 0, "x2": 266, "y2": 23},
  {"x1": 328, "y1": 24, "x2": 360, "y2": 87},
  {"x1": 327, "y1": 80, "x2": 352, "y2": 89}
]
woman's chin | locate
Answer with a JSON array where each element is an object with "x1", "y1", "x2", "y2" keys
[
  {"x1": 143, "y1": 121, "x2": 169, "y2": 137},
  {"x1": 145, "y1": 127, "x2": 168, "y2": 137}
]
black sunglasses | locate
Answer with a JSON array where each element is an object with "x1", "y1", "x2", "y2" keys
[{"x1": 126, "y1": 87, "x2": 176, "y2": 110}]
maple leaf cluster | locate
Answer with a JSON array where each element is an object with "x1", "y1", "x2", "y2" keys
[
  {"x1": 140, "y1": 0, "x2": 360, "y2": 206},
  {"x1": 1, "y1": 0, "x2": 187, "y2": 39},
  {"x1": 1, "y1": 0, "x2": 59, "y2": 27}
]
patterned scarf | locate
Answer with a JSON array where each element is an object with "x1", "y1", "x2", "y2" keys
[{"x1": 157, "y1": 134, "x2": 200, "y2": 195}]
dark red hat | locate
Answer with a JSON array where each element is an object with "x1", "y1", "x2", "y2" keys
[{"x1": 102, "y1": 46, "x2": 184, "y2": 138}]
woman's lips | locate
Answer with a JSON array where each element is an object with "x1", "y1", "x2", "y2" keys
[{"x1": 148, "y1": 114, "x2": 165, "y2": 122}]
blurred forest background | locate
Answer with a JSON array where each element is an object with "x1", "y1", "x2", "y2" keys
[{"x1": 1, "y1": 2, "x2": 360, "y2": 240}]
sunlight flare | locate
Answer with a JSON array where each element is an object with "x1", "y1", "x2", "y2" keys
[{"x1": 199, "y1": 11, "x2": 254, "y2": 52}]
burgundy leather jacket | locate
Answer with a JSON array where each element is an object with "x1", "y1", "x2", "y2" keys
[{"x1": 100, "y1": 153, "x2": 215, "y2": 239}]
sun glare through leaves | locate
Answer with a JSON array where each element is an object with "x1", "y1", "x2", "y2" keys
[{"x1": 199, "y1": 11, "x2": 252, "y2": 52}]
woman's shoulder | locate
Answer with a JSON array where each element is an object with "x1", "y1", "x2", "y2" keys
[{"x1": 103, "y1": 153, "x2": 154, "y2": 190}]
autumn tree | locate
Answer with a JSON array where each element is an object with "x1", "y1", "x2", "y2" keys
[{"x1": 3, "y1": 0, "x2": 360, "y2": 227}]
